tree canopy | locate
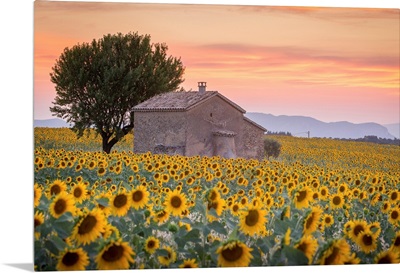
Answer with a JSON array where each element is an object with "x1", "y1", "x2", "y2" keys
[{"x1": 50, "y1": 32, "x2": 185, "y2": 153}]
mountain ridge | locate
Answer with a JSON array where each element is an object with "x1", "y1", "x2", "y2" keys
[{"x1": 245, "y1": 112, "x2": 398, "y2": 139}]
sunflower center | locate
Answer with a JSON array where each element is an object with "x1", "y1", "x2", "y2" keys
[
  {"x1": 296, "y1": 242, "x2": 308, "y2": 253},
  {"x1": 245, "y1": 209, "x2": 259, "y2": 227},
  {"x1": 221, "y1": 244, "x2": 243, "y2": 262},
  {"x1": 132, "y1": 191, "x2": 143, "y2": 202},
  {"x1": 62, "y1": 252, "x2": 79, "y2": 266},
  {"x1": 171, "y1": 196, "x2": 182, "y2": 208},
  {"x1": 51, "y1": 185, "x2": 61, "y2": 195},
  {"x1": 391, "y1": 210, "x2": 399, "y2": 220},
  {"x1": 296, "y1": 190, "x2": 307, "y2": 202},
  {"x1": 102, "y1": 245, "x2": 124, "y2": 262},
  {"x1": 305, "y1": 215, "x2": 315, "y2": 229},
  {"x1": 147, "y1": 240, "x2": 155, "y2": 248},
  {"x1": 324, "y1": 247, "x2": 339, "y2": 265},
  {"x1": 394, "y1": 236, "x2": 400, "y2": 246},
  {"x1": 232, "y1": 205, "x2": 239, "y2": 212},
  {"x1": 34, "y1": 219, "x2": 42, "y2": 228},
  {"x1": 377, "y1": 255, "x2": 392, "y2": 264},
  {"x1": 325, "y1": 217, "x2": 331, "y2": 224},
  {"x1": 54, "y1": 199, "x2": 67, "y2": 215},
  {"x1": 209, "y1": 191, "x2": 217, "y2": 201},
  {"x1": 332, "y1": 196, "x2": 341, "y2": 206},
  {"x1": 78, "y1": 215, "x2": 97, "y2": 235},
  {"x1": 74, "y1": 188, "x2": 83, "y2": 198},
  {"x1": 362, "y1": 234, "x2": 373, "y2": 246},
  {"x1": 208, "y1": 201, "x2": 218, "y2": 211},
  {"x1": 353, "y1": 225, "x2": 364, "y2": 237},
  {"x1": 391, "y1": 192, "x2": 398, "y2": 201},
  {"x1": 114, "y1": 194, "x2": 128, "y2": 208}
]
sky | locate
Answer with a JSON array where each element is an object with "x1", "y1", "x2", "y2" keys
[{"x1": 33, "y1": 0, "x2": 399, "y2": 125}]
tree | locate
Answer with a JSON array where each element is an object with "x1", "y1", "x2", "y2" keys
[
  {"x1": 50, "y1": 32, "x2": 185, "y2": 153},
  {"x1": 264, "y1": 137, "x2": 281, "y2": 159}
]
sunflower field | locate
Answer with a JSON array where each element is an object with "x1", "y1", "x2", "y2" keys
[{"x1": 34, "y1": 128, "x2": 400, "y2": 270}]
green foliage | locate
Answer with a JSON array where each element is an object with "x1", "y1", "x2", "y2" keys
[
  {"x1": 50, "y1": 32, "x2": 185, "y2": 153},
  {"x1": 264, "y1": 137, "x2": 281, "y2": 158}
]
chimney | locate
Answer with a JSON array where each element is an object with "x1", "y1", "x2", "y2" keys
[{"x1": 198, "y1": 82, "x2": 207, "y2": 94}]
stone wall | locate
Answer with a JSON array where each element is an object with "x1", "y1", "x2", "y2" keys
[
  {"x1": 238, "y1": 120, "x2": 265, "y2": 160},
  {"x1": 185, "y1": 95, "x2": 244, "y2": 157},
  {"x1": 133, "y1": 111, "x2": 187, "y2": 155}
]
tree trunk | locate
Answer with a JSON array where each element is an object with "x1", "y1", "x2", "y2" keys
[{"x1": 101, "y1": 125, "x2": 133, "y2": 153}]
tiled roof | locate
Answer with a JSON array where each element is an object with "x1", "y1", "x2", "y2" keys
[{"x1": 133, "y1": 91, "x2": 246, "y2": 113}]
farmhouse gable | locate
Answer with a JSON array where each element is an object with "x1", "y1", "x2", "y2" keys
[{"x1": 133, "y1": 82, "x2": 266, "y2": 160}]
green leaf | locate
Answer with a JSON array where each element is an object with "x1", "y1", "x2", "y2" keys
[
  {"x1": 155, "y1": 248, "x2": 169, "y2": 257},
  {"x1": 282, "y1": 245, "x2": 308, "y2": 265},
  {"x1": 53, "y1": 212, "x2": 75, "y2": 238},
  {"x1": 208, "y1": 221, "x2": 227, "y2": 235},
  {"x1": 96, "y1": 197, "x2": 109, "y2": 207},
  {"x1": 183, "y1": 228, "x2": 201, "y2": 243}
]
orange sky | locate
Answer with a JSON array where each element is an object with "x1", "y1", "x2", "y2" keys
[{"x1": 34, "y1": 0, "x2": 400, "y2": 124}]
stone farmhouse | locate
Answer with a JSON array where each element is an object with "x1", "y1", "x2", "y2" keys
[{"x1": 132, "y1": 82, "x2": 267, "y2": 160}]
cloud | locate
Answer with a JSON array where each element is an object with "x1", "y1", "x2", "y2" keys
[{"x1": 179, "y1": 43, "x2": 399, "y2": 88}]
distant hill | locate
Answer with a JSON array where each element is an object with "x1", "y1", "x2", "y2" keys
[
  {"x1": 245, "y1": 112, "x2": 397, "y2": 139},
  {"x1": 34, "y1": 118, "x2": 72, "y2": 128},
  {"x1": 384, "y1": 123, "x2": 400, "y2": 139}
]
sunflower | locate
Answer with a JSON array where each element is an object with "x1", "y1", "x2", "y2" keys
[
  {"x1": 295, "y1": 235, "x2": 318, "y2": 264},
  {"x1": 390, "y1": 231, "x2": 400, "y2": 252},
  {"x1": 330, "y1": 193, "x2": 345, "y2": 209},
  {"x1": 239, "y1": 203, "x2": 267, "y2": 236},
  {"x1": 47, "y1": 179, "x2": 67, "y2": 198},
  {"x1": 356, "y1": 230, "x2": 378, "y2": 253},
  {"x1": 179, "y1": 258, "x2": 199, "y2": 268},
  {"x1": 230, "y1": 202, "x2": 241, "y2": 217},
  {"x1": 207, "y1": 197, "x2": 226, "y2": 222},
  {"x1": 96, "y1": 239, "x2": 135, "y2": 270},
  {"x1": 34, "y1": 210, "x2": 45, "y2": 239},
  {"x1": 102, "y1": 223, "x2": 121, "y2": 240},
  {"x1": 389, "y1": 190, "x2": 399, "y2": 204},
  {"x1": 344, "y1": 253, "x2": 361, "y2": 264},
  {"x1": 71, "y1": 208, "x2": 107, "y2": 245},
  {"x1": 49, "y1": 192, "x2": 75, "y2": 219},
  {"x1": 319, "y1": 239, "x2": 352, "y2": 265},
  {"x1": 71, "y1": 182, "x2": 88, "y2": 204},
  {"x1": 283, "y1": 228, "x2": 291, "y2": 245},
  {"x1": 144, "y1": 236, "x2": 159, "y2": 254},
  {"x1": 97, "y1": 167, "x2": 106, "y2": 176},
  {"x1": 216, "y1": 240, "x2": 253, "y2": 267},
  {"x1": 344, "y1": 219, "x2": 368, "y2": 243},
  {"x1": 388, "y1": 208, "x2": 400, "y2": 226},
  {"x1": 303, "y1": 206, "x2": 323, "y2": 235},
  {"x1": 293, "y1": 186, "x2": 313, "y2": 209},
  {"x1": 207, "y1": 187, "x2": 221, "y2": 203},
  {"x1": 164, "y1": 189, "x2": 188, "y2": 217},
  {"x1": 110, "y1": 191, "x2": 132, "y2": 217},
  {"x1": 374, "y1": 249, "x2": 400, "y2": 264},
  {"x1": 56, "y1": 248, "x2": 89, "y2": 271},
  {"x1": 34, "y1": 184, "x2": 42, "y2": 207},
  {"x1": 96, "y1": 192, "x2": 112, "y2": 216},
  {"x1": 322, "y1": 214, "x2": 334, "y2": 228},
  {"x1": 153, "y1": 209, "x2": 170, "y2": 224},
  {"x1": 368, "y1": 221, "x2": 381, "y2": 237},
  {"x1": 130, "y1": 185, "x2": 149, "y2": 210},
  {"x1": 157, "y1": 246, "x2": 177, "y2": 267}
]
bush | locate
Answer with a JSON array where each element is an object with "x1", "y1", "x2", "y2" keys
[{"x1": 264, "y1": 137, "x2": 281, "y2": 159}]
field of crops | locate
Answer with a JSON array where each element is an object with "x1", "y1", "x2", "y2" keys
[{"x1": 34, "y1": 128, "x2": 400, "y2": 270}]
